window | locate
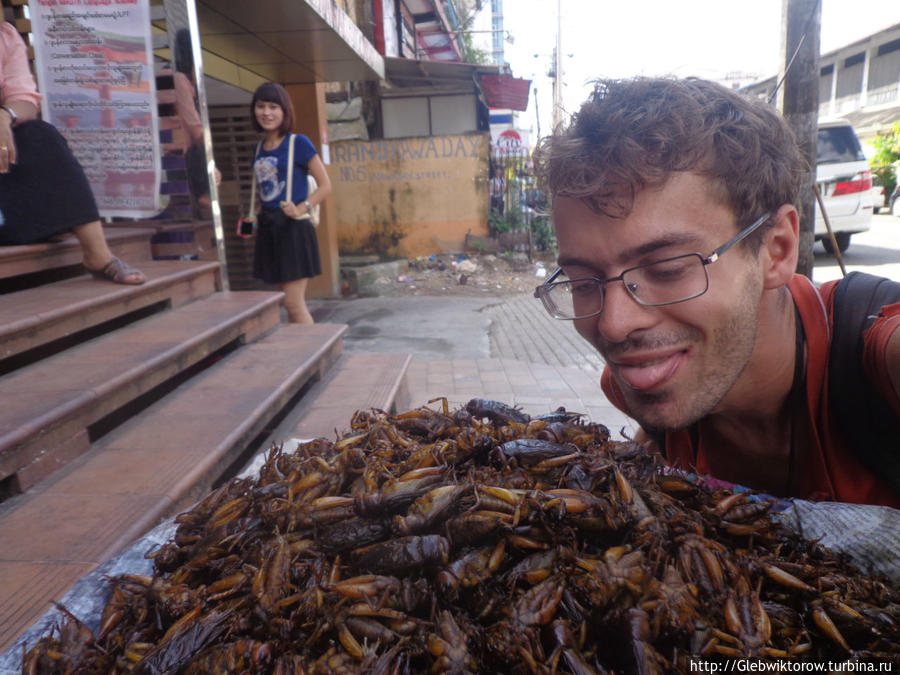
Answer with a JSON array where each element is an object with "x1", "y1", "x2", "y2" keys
[
  {"x1": 843, "y1": 52, "x2": 865, "y2": 68},
  {"x1": 380, "y1": 95, "x2": 478, "y2": 139},
  {"x1": 877, "y1": 38, "x2": 900, "y2": 57},
  {"x1": 817, "y1": 125, "x2": 866, "y2": 165}
]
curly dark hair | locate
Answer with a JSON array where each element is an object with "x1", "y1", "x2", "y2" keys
[{"x1": 533, "y1": 77, "x2": 809, "y2": 242}]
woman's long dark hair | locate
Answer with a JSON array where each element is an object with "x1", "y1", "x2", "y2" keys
[{"x1": 250, "y1": 82, "x2": 294, "y2": 135}]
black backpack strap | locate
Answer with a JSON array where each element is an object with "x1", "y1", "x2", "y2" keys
[{"x1": 829, "y1": 271, "x2": 900, "y2": 495}]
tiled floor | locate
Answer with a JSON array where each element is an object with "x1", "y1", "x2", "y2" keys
[
  {"x1": 315, "y1": 292, "x2": 640, "y2": 440},
  {"x1": 403, "y1": 357, "x2": 639, "y2": 441}
]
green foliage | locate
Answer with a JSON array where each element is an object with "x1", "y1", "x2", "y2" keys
[
  {"x1": 460, "y1": 32, "x2": 490, "y2": 65},
  {"x1": 531, "y1": 215, "x2": 556, "y2": 252},
  {"x1": 493, "y1": 209, "x2": 522, "y2": 235},
  {"x1": 487, "y1": 208, "x2": 513, "y2": 237},
  {"x1": 450, "y1": 1, "x2": 491, "y2": 66},
  {"x1": 870, "y1": 121, "x2": 900, "y2": 198},
  {"x1": 486, "y1": 209, "x2": 555, "y2": 253}
]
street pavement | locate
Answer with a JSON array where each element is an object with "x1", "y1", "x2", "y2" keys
[
  {"x1": 310, "y1": 292, "x2": 640, "y2": 441},
  {"x1": 305, "y1": 214, "x2": 900, "y2": 444},
  {"x1": 812, "y1": 213, "x2": 900, "y2": 283}
]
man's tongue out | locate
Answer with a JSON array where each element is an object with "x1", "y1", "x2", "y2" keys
[{"x1": 616, "y1": 352, "x2": 683, "y2": 392}]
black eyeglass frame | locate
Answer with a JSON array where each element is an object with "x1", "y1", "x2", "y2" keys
[{"x1": 534, "y1": 212, "x2": 773, "y2": 320}]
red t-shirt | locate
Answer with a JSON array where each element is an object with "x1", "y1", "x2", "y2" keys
[{"x1": 601, "y1": 274, "x2": 900, "y2": 507}]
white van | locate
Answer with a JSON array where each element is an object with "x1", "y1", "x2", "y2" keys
[{"x1": 815, "y1": 119, "x2": 873, "y2": 253}]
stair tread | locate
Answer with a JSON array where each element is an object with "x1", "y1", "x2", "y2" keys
[
  {"x1": 281, "y1": 352, "x2": 412, "y2": 442},
  {"x1": 0, "y1": 260, "x2": 219, "y2": 339},
  {"x1": 0, "y1": 291, "x2": 282, "y2": 458},
  {"x1": 0, "y1": 228, "x2": 155, "y2": 282},
  {"x1": 0, "y1": 323, "x2": 347, "y2": 653},
  {"x1": 104, "y1": 219, "x2": 214, "y2": 233},
  {"x1": 0, "y1": 227, "x2": 155, "y2": 263}
]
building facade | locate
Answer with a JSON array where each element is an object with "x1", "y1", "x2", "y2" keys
[{"x1": 742, "y1": 22, "x2": 900, "y2": 152}]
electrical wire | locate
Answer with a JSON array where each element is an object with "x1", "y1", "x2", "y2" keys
[{"x1": 768, "y1": 0, "x2": 823, "y2": 105}]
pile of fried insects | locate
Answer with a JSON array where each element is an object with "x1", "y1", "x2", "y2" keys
[{"x1": 23, "y1": 398, "x2": 900, "y2": 673}]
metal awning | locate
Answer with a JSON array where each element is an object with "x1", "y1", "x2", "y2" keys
[
  {"x1": 480, "y1": 74, "x2": 531, "y2": 111},
  {"x1": 842, "y1": 105, "x2": 900, "y2": 135},
  {"x1": 195, "y1": 0, "x2": 384, "y2": 90},
  {"x1": 383, "y1": 56, "x2": 502, "y2": 94}
]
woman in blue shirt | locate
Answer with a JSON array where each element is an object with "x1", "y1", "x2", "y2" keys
[{"x1": 248, "y1": 82, "x2": 331, "y2": 323}]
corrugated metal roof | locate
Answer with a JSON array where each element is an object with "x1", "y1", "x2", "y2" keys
[
  {"x1": 480, "y1": 74, "x2": 531, "y2": 111},
  {"x1": 383, "y1": 56, "x2": 502, "y2": 91}
]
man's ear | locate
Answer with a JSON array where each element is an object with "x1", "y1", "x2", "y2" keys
[{"x1": 760, "y1": 205, "x2": 799, "y2": 289}]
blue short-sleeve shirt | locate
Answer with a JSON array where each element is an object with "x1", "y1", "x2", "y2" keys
[{"x1": 253, "y1": 133, "x2": 318, "y2": 210}]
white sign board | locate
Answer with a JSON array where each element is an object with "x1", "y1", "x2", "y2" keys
[{"x1": 29, "y1": 0, "x2": 160, "y2": 217}]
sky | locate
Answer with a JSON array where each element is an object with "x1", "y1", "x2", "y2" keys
[{"x1": 491, "y1": 0, "x2": 900, "y2": 139}]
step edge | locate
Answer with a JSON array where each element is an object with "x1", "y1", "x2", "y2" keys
[
  {"x1": 381, "y1": 353, "x2": 413, "y2": 409},
  {"x1": 0, "y1": 391, "x2": 99, "y2": 451},
  {"x1": 311, "y1": 353, "x2": 412, "y2": 412},
  {"x1": 2, "y1": 289, "x2": 283, "y2": 382},
  {"x1": 82, "y1": 293, "x2": 285, "y2": 400},
  {"x1": 71, "y1": 326, "x2": 347, "y2": 541},
  {"x1": 0, "y1": 329, "x2": 345, "y2": 654},
  {"x1": 162, "y1": 336, "x2": 342, "y2": 504},
  {"x1": 0, "y1": 292, "x2": 283, "y2": 456},
  {"x1": 269, "y1": 350, "x2": 409, "y2": 444},
  {"x1": 0, "y1": 262, "x2": 220, "y2": 339},
  {"x1": 0, "y1": 228, "x2": 157, "y2": 261}
]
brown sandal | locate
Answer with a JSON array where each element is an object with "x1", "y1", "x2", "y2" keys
[{"x1": 86, "y1": 257, "x2": 146, "y2": 285}]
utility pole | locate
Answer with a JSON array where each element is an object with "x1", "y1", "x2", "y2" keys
[
  {"x1": 778, "y1": 0, "x2": 821, "y2": 278},
  {"x1": 552, "y1": 0, "x2": 562, "y2": 132}
]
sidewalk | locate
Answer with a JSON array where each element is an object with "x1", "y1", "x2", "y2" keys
[
  {"x1": 0, "y1": 290, "x2": 636, "y2": 670},
  {"x1": 311, "y1": 292, "x2": 638, "y2": 440}
]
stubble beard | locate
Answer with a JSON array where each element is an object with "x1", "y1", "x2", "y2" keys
[{"x1": 607, "y1": 282, "x2": 762, "y2": 435}]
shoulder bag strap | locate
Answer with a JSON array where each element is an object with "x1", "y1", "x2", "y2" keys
[
  {"x1": 248, "y1": 140, "x2": 262, "y2": 217},
  {"x1": 829, "y1": 271, "x2": 900, "y2": 493},
  {"x1": 286, "y1": 133, "x2": 295, "y2": 202}
]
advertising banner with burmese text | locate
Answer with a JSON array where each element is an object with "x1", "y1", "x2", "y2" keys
[{"x1": 29, "y1": 0, "x2": 160, "y2": 217}]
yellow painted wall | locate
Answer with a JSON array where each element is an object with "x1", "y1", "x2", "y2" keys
[{"x1": 327, "y1": 133, "x2": 491, "y2": 258}]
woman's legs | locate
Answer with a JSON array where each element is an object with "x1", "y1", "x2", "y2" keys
[
  {"x1": 280, "y1": 278, "x2": 314, "y2": 324},
  {"x1": 74, "y1": 220, "x2": 146, "y2": 284},
  {"x1": 72, "y1": 220, "x2": 113, "y2": 270}
]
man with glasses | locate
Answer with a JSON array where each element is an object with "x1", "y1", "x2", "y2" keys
[{"x1": 533, "y1": 77, "x2": 900, "y2": 508}]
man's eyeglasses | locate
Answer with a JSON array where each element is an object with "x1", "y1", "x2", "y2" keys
[{"x1": 534, "y1": 212, "x2": 772, "y2": 320}]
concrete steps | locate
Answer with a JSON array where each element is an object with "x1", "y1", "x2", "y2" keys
[
  {"x1": 0, "y1": 227, "x2": 154, "y2": 281},
  {"x1": 0, "y1": 223, "x2": 415, "y2": 659},
  {"x1": 105, "y1": 219, "x2": 218, "y2": 261},
  {"x1": 0, "y1": 259, "x2": 221, "y2": 361},
  {"x1": 0, "y1": 324, "x2": 348, "y2": 652},
  {"x1": 279, "y1": 352, "x2": 412, "y2": 442},
  {"x1": 0, "y1": 290, "x2": 283, "y2": 493}
]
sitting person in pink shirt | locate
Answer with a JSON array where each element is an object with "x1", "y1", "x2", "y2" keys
[{"x1": 0, "y1": 21, "x2": 144, "y2": 284}]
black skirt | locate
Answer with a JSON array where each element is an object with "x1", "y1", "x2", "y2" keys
[
  {"x1": 185, "y1": 142, "x2": 209, "y2": 198},
  {"x1": 0, "y1": 120, "x2": 101, "y2": 245},
  {"x1": 253, "y1": 208, "x2": 321, "y2": 284}
]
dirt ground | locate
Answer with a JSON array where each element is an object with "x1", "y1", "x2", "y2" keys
[{"x1": 356, "y1": 251, "x2": 558, "y2": 298}]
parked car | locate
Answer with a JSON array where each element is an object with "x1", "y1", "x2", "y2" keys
[
  {"x1": 815, "y1": 118, "x2": 873, "y2": 253},
  {"x1": 871, "y1": 177, "x2": 887, "y2": 214},
  {"x1": 890, "y1": 184, "x2": 900, "y2": 217}
]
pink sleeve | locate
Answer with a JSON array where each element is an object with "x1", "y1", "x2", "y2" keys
[
  {"x1": 862, "y1": 301, "x2": 900, "y2": 418},
  {"x1": 174, "y1": 72, "x2": 202, "y2": 144},
  {"x1": 0, "y1": 23, "x2": 42, "y2": 108}
]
